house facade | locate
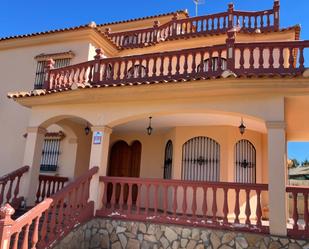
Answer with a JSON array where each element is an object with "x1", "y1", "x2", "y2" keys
[{"x1": 0, "y1": 1, "x2": 309, "y2": 248}]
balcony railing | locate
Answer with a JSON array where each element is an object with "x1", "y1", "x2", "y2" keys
[
  {"x1": 108, "y1": 2, "x2": 279, "y2": 48},
  {"x1": 97, "y1": 176, "x2": 269, "y2": 234},
  {"x1": 44, "y1": 37, "x2": 309, "y2": 91}
]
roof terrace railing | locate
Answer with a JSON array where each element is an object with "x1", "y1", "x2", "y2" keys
[
  {"x1": 43, "y1": 33, "x2": 309, "y2": 91},
  {"x1": 108, "y1": 1, "x2": 280, "y2": 48}
]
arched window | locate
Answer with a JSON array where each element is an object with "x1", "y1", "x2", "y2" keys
[
  {"x1": 197, "y1": 57, "x2": 227, "y2": 72},
  {"x1": 235, "y1": 139, "x2": 256, "y2": 183},
  {"x1": 163, "y1": 140, "x2": 173, "y2": 179},
  {"x1": 182, "y1": 136, "x2": 220, "y2": 181},
  {"x1": 127, "y1": 65, "x2": 147, "y2": 79}
]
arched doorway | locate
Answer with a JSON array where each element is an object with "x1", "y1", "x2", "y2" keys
[{"x1": 107, "y1": 140, "x2": 142, "y2": 203}]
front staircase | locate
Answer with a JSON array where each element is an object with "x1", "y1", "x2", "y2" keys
[{"x1": 0, "y1": 167, "x2": 98, "y2": 249}]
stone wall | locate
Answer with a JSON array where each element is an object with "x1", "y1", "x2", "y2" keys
[{"x1": 53, "y1": 218, "x2": 309, "y2": 249}]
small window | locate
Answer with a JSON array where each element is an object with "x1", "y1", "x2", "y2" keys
[
  {"x1": 34, "y1": 58, "x2": 71, "y2": 89},
  {"x1": 127, "y1": 65, "x2": 146, "y2": 79},
  {"x1": 40, "y1": 132, "x2": 64, "y2": 172},
  {"x1": 197, "y1": 57, "x2": 227, "y2": 73},
  {"x1": 235, "y1": 139, "x2": 256, "y2": 183}
]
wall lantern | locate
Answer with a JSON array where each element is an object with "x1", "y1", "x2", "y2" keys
[
  {"x1": 239, "y1": 118, "x2": 246, "y2": 135},
  {"x1": 85, "y1": 122, "x2": 91, "y2": 135},
  {"x1": 147, "y1": 117, "x2": 153, "y2": 136}
]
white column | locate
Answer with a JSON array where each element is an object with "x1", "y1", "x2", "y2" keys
[
  {"x1": 266, "y1": 121, "x2": 287, "y2": 236},
  {"x1": 21, "y1": 127, "x2": 46, "y2": 206},
  {"x1": 88, "y1": 126, "x2": 112, "y2": 210}
]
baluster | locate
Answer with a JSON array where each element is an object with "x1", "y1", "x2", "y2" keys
[
  {"x1": 245, "y1": 189, "x2": 251, "y2": 225},
  {"x1": 11, "y1": 232, "x2": 19, "y2": 249},
  {"x1": 211, "y1": 17, "x2": 214, "y2": 30},
  {"x1": 146, "y1": 184, "x2": 150, "y2": 215},
  {"x1": 223, "y1": 187, "x2": 228, "y2": 225},
  {"x1": 119, "y1": 183, "x2": 124, "y2": 212},
  {"x1": 234, "y1": 188, "x2": 240, "y2": 223},
  {"x1": 208, "y1": 51, "x2": 213, "y2": 75},
  {"x1": 248, "y1": 16, "x2": 252, "y2": 30},
  {"x1": 152, "y1": 57, "x2": 157, "y2": 77},
  {"x1": 279, "y1": 47, "x2": 284, "y2": 70},
  {"x1": 137, "y1": 184, "x2": 142, "y2": 215},
  {"x1": 260, "y1": 14, "x2": 264, "y2": 29},
  {"x1": 190, "y1": 20, "x2": 194, "y2": 33},
  {"x1": 110, "y1": 62, "x2": 115, "y2": 80},
  {"x1": 123, "y1": 59, "x2": 128, "y2": 81},
  {"x1": 217, "y1": 50, "x2": 222, "y2": 74},
  {"x1": 21, "y1": 223, "x2": 30, "y2": 249},
  {"x1": 183, "y1": 52, "x2": 188, "y2": 75},
  {"x1": 192, "y1": 186, "x2": 197, "y2": 220},
  {"x1": 138, "y1": 60, "x2": 142, "y2": 79},
  {"x1": 111, "y1": 182, "x2": 116, "y2": 210},
  {"x1": 269, "y1": 47, "x2": 274, "y2": 69},
  {"x1": 175, "y1": 54, "x2": 180, "y2": 76},
  {"x1": 6, "y1": 178, "x2": 13, "y2": 203},
  {"x1": 127, "y1": 183, "x2": 132, "y2": 214},
  {"x1": 212, "y1": 187, "x2": 217, "y2": 223},
  {"x1": 199, "y1": 51, "x2": 205, "y2": 74},
  {"x1": 202, "y1": 186, "x2": 208, "y2": 218},
  {"x1": 256, "y1": 189, "x2": 262, "y2": 228},
  {"x1": 292, "y1": 191, "x2": 299, "y2": 231},
  {"x1": 0, "y1": 183, "x2": 6, "y2": 205},
  {"x1": 267, "y1": 14, "x2": 270, "y2": 29},
  {"x1": 254, "y1": 16, "x2": 258, "y2": 29},
  {"x1": 154, "y1": 184, "x2": 158, "y2": 216},
  {"x1": 46, "y1": 179, "x2": 51, "y2": 197},
  {"x1": 145, "y1": 58, "x2": 150, "y2": 78},
  {"x1": 168, "y1": 55, "x2": 173, "y2": 76},
  {"x1": 48, "y1": 203, "x2": 57, "y2": 241},
  {"x1": 57, "y1": 199, "x2": 64, "y2": 233},
  {"x1": 116, "y1": 61, "x2": 121, "y2": 80},
  {"x1": 299, "y1": 47, "x2": 305, "y2": 71},
  {"x1": 160, "y1": 56, "x2": 164, "y2": 76},
  {"x1": 182, "y1": 185, "x2": 187, "y2": 217},
  {"x1": 13, "y1": 175, "x2": 22, "y2": 203},
  {"x1": 173, "y1": 185, "x2": 178, "y2": 217},
  {"x1": 288, "y1": 47, "x2": 295, "y2": 70},
  {"x1": 259, "y1": 47, "x2": 264, "y2": 70},
  {"x1": 240, "y1": 48, "x2": 245, "y2": 70},
  {"x1": 39, "y1": 210, "x2": 49, "y2": 246},
  {"x1": 249, "y1": 47, "x2": 254, "y2": 70},
  {"x1": 88, "y1": 64, "x2": 93, "y2": 83},
  {"x1": 191, "y1": 52, "x2": 196, "y2": 74},
  {"x1": 36, "y1": 179, "x2": 42, "y2": 203},
  {"x1": 51, "y1": 180, "x2": 56, "y2": 195},
  {"x1": 304, "y1": 192, "x2": 308, "y2": 232},
  {"x1": 31, "y1": 216, "x2": 40, "y2": 248},
  {"x1": 163, "y1": 185, "x2": 168, "y2": 216}
]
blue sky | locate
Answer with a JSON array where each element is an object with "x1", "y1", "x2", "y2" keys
[{"x1": 2, "y1": 0, "x2": 309, "y2": 161}]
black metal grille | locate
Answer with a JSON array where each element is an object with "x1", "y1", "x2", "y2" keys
[
  {"x1": 235, "y1": 139, "x2": 256, "y2": 183},
  {"x1": 40, "y1": 138, "x2": 61, "y2": 172},
  {"x1": 182, "y1": 136, "x2": 220, "y2": 181},
  {"x1": 163, "y1": 140, "x2": 173, "y2": 179},
  {"x1": 34, "y1": 58, "x2": 71, "y2": 89}
]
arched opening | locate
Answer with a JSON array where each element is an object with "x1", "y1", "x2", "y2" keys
[
  {"x1": 123, "y1": 34, "x2": 138, "y2": 46},
  {"x1": 127, "y1": 65, "x2": 147, "y2": 79},
  {"x1": 182, "y1": 136, "x2": 220, "y2": 181},
  {"x1": 163, "y1": 140, "x2": 173, "y2": 179},
  {"x1": 234, "y1": 139, "x2": 256, "y2": 183},
  {"x1": 197, "y1": 57, "x2": 227, "y2": 72}
]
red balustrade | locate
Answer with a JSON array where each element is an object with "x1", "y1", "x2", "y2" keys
[
  {"x1": 97, "y1": 176, "x2": 269, "y2": 233},
  {"x1": 0, "y1": 167, "x2": 98, "y2": 249},
  {"x1": 286, "y1": 186, "x2": 309, "y2": 239},
  {"x1": 0, "y1": 166, "x2": 29, "y2": 208},
  {"x1": 109, "y1": 2, "x2": 279, "y2": 48},
  {"x1": 36, "y1": 175, "x2": 69, "y2": 203}
]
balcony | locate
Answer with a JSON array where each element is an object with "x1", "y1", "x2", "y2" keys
[
  {"x1": 43, "y1": 36, "x2": 309, "y2": 92},
  {"x1": 107, "y1": 2, "x2": 280, "y2": 49}
]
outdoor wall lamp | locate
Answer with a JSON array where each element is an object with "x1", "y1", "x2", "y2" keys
[
  {"x1": 239, "y1": 118, "x2": 246, "y2": 135},
  {"x1": 85, "y1": 122, "x2": 91, "y2": 135},
  {"x1": 147, "y1": 117, "x2": 153, "y2": 136}
]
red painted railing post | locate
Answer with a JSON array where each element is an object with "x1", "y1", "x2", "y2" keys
[
  {"x1": 153, "y1": 20, "x2": 160, "y2": 43},
  {"x1": 0, "y1": 204, "x2": 15, "y2": 249},
  {"x1": 93, "y1": 48, "x2": 104, "y2": 84},
  {"x1": 171, "y1": 13, "x2": 179, "y2": 37},
  {"x1": 43, "y1": 58, "x2": 55, "y2": 90},
  {"x1": 273, "y1": 0, "x2": 280, "y2": 31},
  {"x1": 228, "y1": 3, "x2": 234, "y2": 29},
  {"x1": 226, "y1": 29, "x2": 236, "y2": 72}
]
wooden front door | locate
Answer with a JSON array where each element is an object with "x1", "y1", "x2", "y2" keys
[{"x1": 107, "y1": 140, "x2": 141, "y2": 203}]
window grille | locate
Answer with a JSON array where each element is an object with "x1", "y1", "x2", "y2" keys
[
  {"x1": 40, "y1": 132, "x2": 64, "y2": 172},
  {"x1": 197, "y1": 57, "x2": 227, "y2": 72},
  {"x1": 182, "y1": 136, "x2": 220, "y2": 181},
  {"x1": 34, "y1": 58, "x2": 71, "y2": 89},
  {"x1": 235, "y1": 139, "x2": 256, "y2": 183},
  {"x1": 163, "y1": 140, "x2": 173, "y2": 179}
]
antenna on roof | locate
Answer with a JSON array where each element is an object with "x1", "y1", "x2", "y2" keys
[{"x1": 193, "y1": 0, "x2": 205, "y2": 16}]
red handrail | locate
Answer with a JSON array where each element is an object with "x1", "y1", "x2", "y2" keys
[
  {"x1": 0, "y1": 167, "x2": 98, "y2": 249},
  {"x1": 97, "y1": 176, "x2": 269, "y2": 233},
  {"x1": 0, "y1": 166, "x2": 29, "y2": 208},
  {"x1": 286, "y1": 185, "x2": 309, "y2": 239}
]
